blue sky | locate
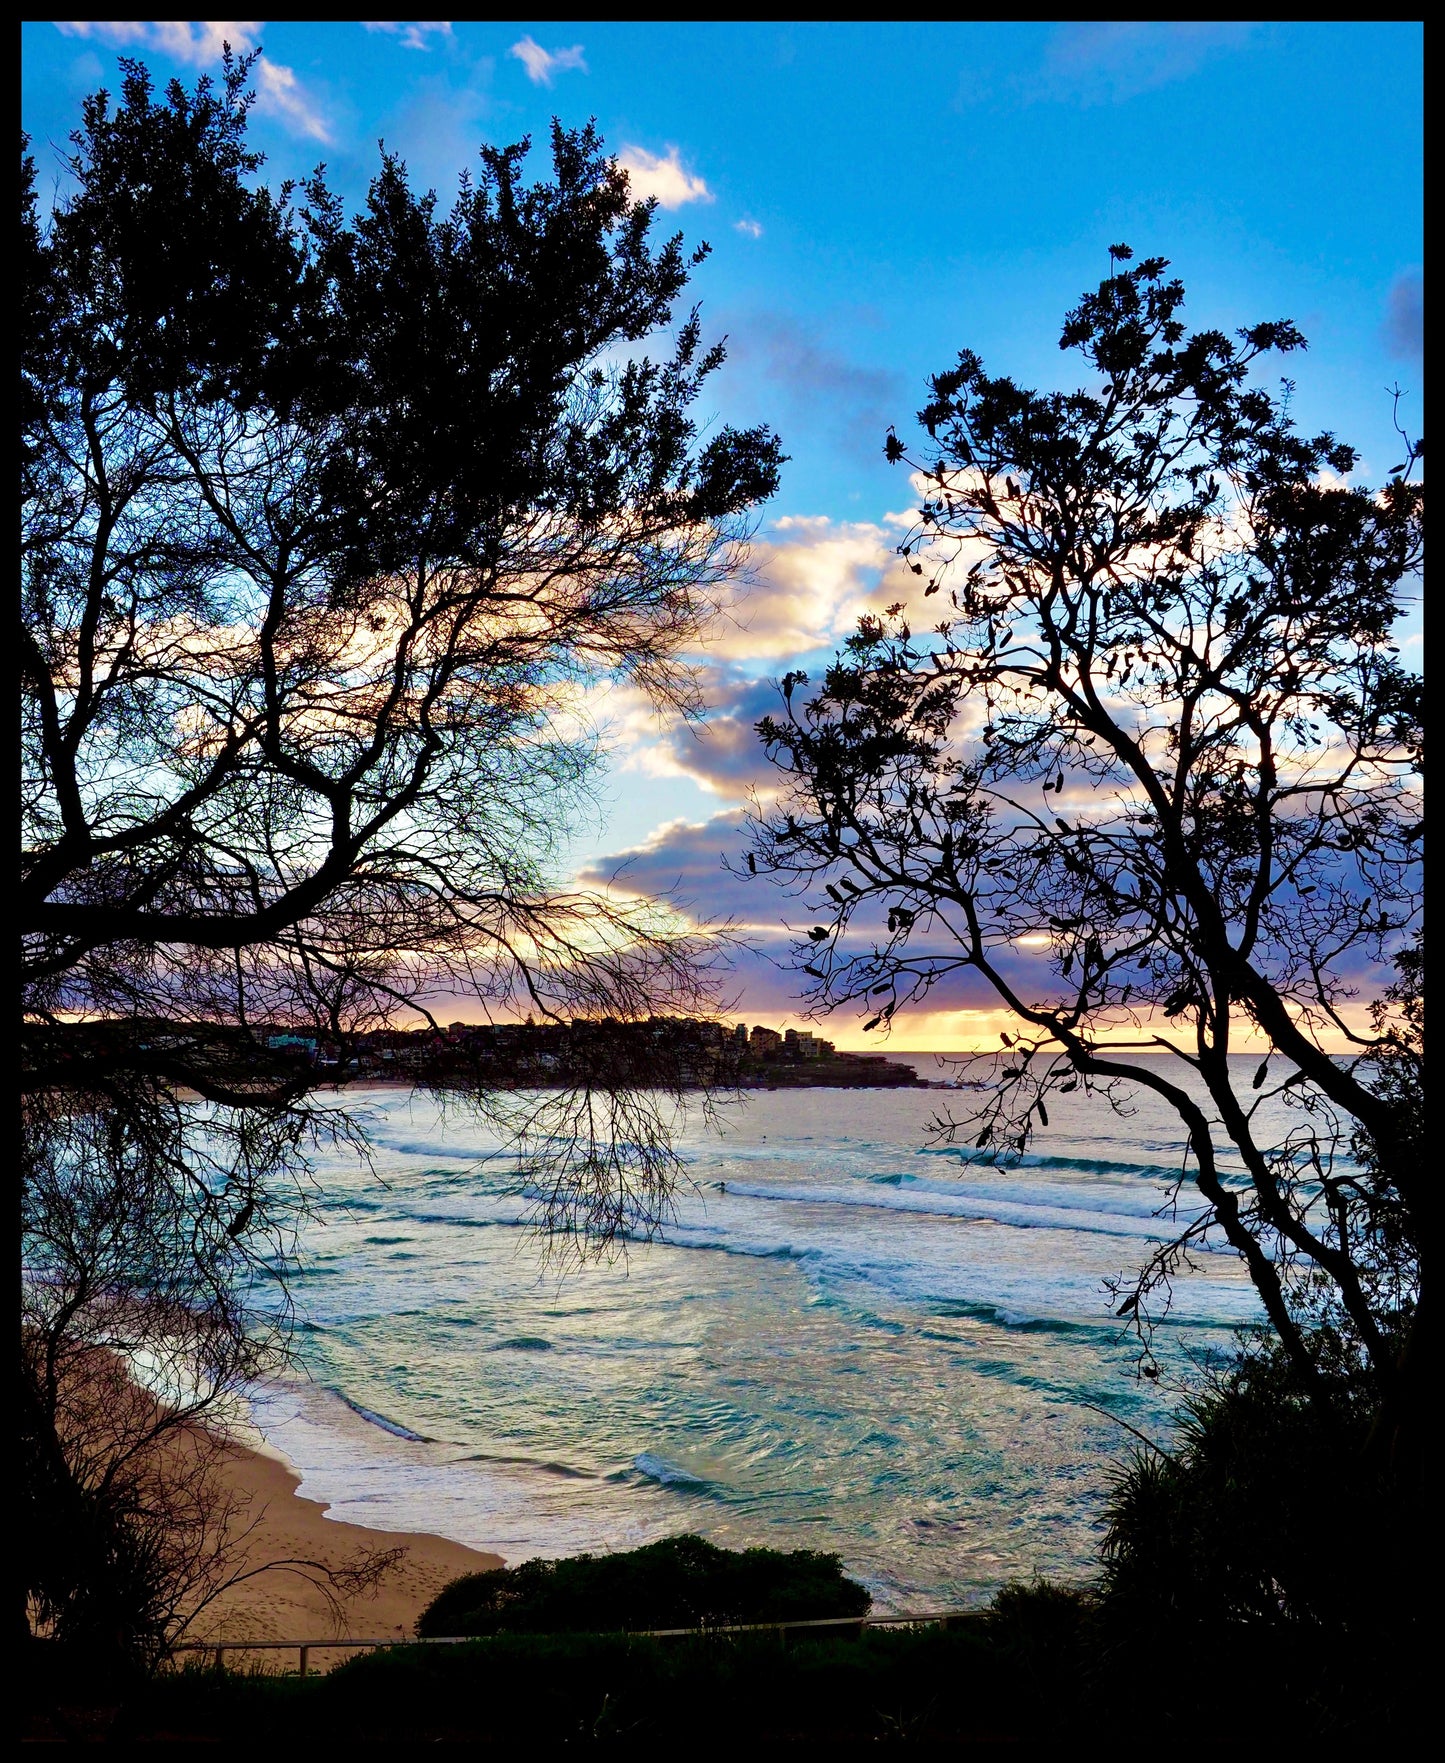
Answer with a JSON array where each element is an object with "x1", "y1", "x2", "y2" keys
[{"x1": 23, "y1": 21, "x2": 1423, "y2": 1041}]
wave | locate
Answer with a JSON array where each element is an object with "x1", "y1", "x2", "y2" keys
[
  {"x1": 711, "y1": 1179, "x2": 1215, "y2": 1245},
  {"x1": 859, "y1": 1166, "x2": 1181, "y2": 1213},
  {"x1": 491, "y1": 1336, "x2": 553, "y2": 1352},
  {"x1": 372, "y1": 1135, "x2": 508, "y2": 1163},
  {"x1": 335, "y1": 1391, "x2": 433, "y2": 1443},
  {"x1": 629, "y1": 1452, "x2": 720, "y2": 1494},
  {"x1": 405, "y1": 1211, "x2": 502, "y2": 1230},
  {"x1": 657, "y1": 1224, "x2": 815, "y2": 1263},
  {"x1": 927, "y1": 1300, "x2": 1098, "y2": 1336},
  {"x1": 915, "y1": 1145, "x2": 1182, "y2": 1179},
  {"x1": 460, "y1": 1451, "x2": 597, "y2": 1481}
]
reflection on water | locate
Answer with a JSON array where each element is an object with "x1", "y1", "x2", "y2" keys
[{"x1": 249, "y1": 1062, "x2": 1296, "y2": 1609}]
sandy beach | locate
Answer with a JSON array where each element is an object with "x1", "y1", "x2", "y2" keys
[{"x1": 192, "y1": 1443, "x2": 502, "y2": 1661}]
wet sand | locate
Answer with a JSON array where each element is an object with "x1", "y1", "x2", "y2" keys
[{"x1": 192, "y1": 1443, "x2": 502, "y2": 1664}]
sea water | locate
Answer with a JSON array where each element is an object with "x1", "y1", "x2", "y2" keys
[{"x1": 249, "y1": 1057, "x2": 1288, "y2": 1610}]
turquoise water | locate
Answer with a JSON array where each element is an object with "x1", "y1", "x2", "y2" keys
[{"x1": 251, "y1": 1060, "x2": 1277, "y2": 1610}]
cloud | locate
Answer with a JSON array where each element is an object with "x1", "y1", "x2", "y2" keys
[
  {"x1": 56, "y1": 20, "x2": 262, "y2": 64},
  {"x1": 615, "y1": 144, "x2": 712, "y2": 209},
  {"x1": 578, "y1": 808, "x2": 761, "y2": 918},
  {"x1": 1042, "y1": 22, "x2": 1258, "y2": 104},
  {"x1": 734, "y1": 218, "x2": 764, "y2": 239},
  {"x1": 578, "y1": 803, "x2": 1354, "y2": 1052},
  {"x1": 55, "y1": 20, "x2": 331, "y2": 142},
  {"x1": 723, "y1": 311, "x2": 904, "y2": 458},
  {"x1": 706, "y1": 504, "x2": 964, "y2": 668},
  {"x1": 254, "y1": 57, "x2": 331, "y2": 142},
  {"x1": 574, "y1": 810, "x2": 1082, "y2": 1039},
  {"x1": 1383, "y1": 270, "x2": 1423, "y2": 366},
  {"x1": 366, "y1": 21, "x2": 453, "y2": 52},
  {"x1": 509, "y1": 34, "x2": 586, "y2": 86},
  {"x1": 572, "y1": 805, "x2": 1382, "y2": 1052},
  {"x1": 583, "y1": 669, "x2": 771, "y2": 807},
  {"x1": 583, "y1": 494, "x2": 1005, "y2": 822},
  {"x1": 710, "y1": 517, "x2": 893, "y2": 662},
  {"x1": 631, "y1": 671, "x2": 786, "y2": 800},
  {"x1": 589, "y1": 512, "x2": 952, "y2": 807}
]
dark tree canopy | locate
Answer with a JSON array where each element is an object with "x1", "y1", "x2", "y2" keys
[
  {"x1": 749, "y1": 251, "x2": 1422, "y2": 1439},
  {"x1": 22, "y1": 52, "x2": 781, "y2": 1081}
]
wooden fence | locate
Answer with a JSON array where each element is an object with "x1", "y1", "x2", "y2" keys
[{"x1": 169, "y1": 1609, "x2": 982, "y2": 1677}]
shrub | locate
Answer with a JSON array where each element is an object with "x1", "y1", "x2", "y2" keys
[
  {"x1": 417, "y1": 1534, "x2": 871, "y2": 1637},
  {"x1": 1099, "y1": 1341, "x2": 1421, "y2": 1732}
]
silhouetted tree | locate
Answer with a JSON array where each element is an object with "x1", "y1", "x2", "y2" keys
[
  {"x1": 20, "y1": 50, "x2": 781, "y2": 1657},
  {"x1": 748, "y1": 250, "x2": 1422, "y2": 1442},
  {"x1": 23, "y1": 52, "x2": 780, "y2": 1073}
]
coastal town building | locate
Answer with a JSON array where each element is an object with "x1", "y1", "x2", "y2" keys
[{"x1": 237, "y1": 1016, "x2": 926, "y2": 1090}]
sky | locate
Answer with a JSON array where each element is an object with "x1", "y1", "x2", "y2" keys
[{"x1": 23, "y1": 21, "x2": 1423, "y2": 1047}]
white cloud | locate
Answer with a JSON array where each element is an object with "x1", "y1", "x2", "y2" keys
[
  {"x1": 615, "y1": 144, "x2": 712, "y2": 209},
  {"x1": 509, "y1": 34, "x2": 586, "y2": 86},
  {"x1": 365, "y1": 21, "x2": 453, "y2": 52},
  {"x1": 56, "y1": 20, "x2": 263, "y2": 64},
  {"x1": 254, "y1": 57, "x2": 330, "y2": 142},
  {"x1": 693, "y1": 509, "x2": 995, "y2": 672},
  {"x1": 706, "y1": 516, "x2": 897, "y2": 662},
  {"x1": 734, "y1": 217, "x2": 763, "y2": 239}
]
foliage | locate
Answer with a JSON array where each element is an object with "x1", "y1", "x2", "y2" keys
[
  {"x1": 35, "y1": 1561, "x2": 1418, "y2": 1743},
  {"x1": 1339, "y1": 935, "x2": 1423, "y2": 1348},
  {"x1": 1104, "y1": 1343, "x2": 1401, "y2": 1624},
  {"x1": 417, "y1": 1534, "x2": 872, "y2": 1637},
  {"x1": 22, "y1": 49, "x2": 780, "y2": 1072},
  {"x1": 748, "y1": 248, "x2": 1423, "y2": 1422},
  {"x1": 1100, "y1": 1338, "x2": 1420, "y2": 1729}
]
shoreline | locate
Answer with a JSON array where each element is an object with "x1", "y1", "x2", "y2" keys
[{"x1": 192, "y1": 1441, "x2": 502, "y2": 1657}]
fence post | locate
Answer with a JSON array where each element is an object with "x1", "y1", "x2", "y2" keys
[{"x1": 299, "y1": 1646, "x2": 309, "y2": 1678}]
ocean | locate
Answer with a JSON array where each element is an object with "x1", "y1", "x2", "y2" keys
[{"x1": 248, "y1": 1056, "x2": 1284, "y2": 1611}]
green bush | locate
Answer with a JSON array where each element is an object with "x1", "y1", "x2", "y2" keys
[
  {"x1": 417, "y1": 1533, "x2": 872, "y2": 1637},
  {"x1": 1103, "y1": 1345, "x2": 1408, "y2": 1632},
  {"x1": 1099, "y1": 1342, "x2": 1421, "y2": 1732}
]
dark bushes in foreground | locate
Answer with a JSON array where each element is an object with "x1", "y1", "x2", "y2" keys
[
  {"x1": 103, "y1": 1624, "x2": 1051, "y2": 1745},
  {"x1": 1103, "y1": 1343, "x2": 1415, "y2": 1634},
  {"x1": 417, "y1": 1533, "x2": 871, "y2": 1637},
  {"x1": 93, "y1": 1577, "x2": 1419, "y2": 1745},
  {"x1": 1098, "y1": 1340, "x2": 1421, "y2": 1735}
]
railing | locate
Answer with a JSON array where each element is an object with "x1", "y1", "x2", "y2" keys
[{"x1": 169, "y1": 1609, "x2": 981, "y2": 1677}]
